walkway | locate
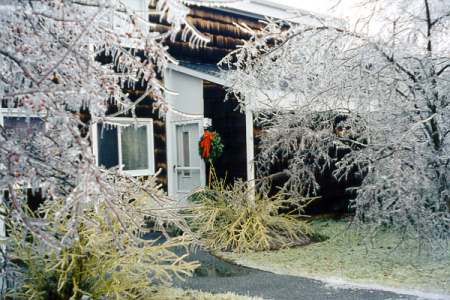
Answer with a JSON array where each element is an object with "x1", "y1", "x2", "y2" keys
[{"x1": 174, "y1": 248, "x2": 422, "y2": 300}]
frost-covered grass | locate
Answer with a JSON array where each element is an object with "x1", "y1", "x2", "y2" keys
[
  {"x1": 220, "y1": 218, "x2": 450, "y2": 295},
  {"x1": 152, "y1": 288, "x2": 265, "y2": 300}
]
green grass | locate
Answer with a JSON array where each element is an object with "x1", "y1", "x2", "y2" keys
[{"x1": 220, "y1": 218, "x2": 450, "y2": 294}]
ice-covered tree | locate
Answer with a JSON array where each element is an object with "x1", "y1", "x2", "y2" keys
[
  {"x1": 0, "y1": 0, "x2": 237, "y2": 296},
  {"x1": 222, "y1": 0, "x2": 450, "y2": 252}
]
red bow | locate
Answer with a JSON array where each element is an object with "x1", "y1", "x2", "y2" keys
[{"x1": 200, "y1": 130, "x2": 215, "y2": 159}]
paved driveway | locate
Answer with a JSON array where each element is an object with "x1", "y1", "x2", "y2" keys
[{"x1": 174, "y1": 248, "x2": 423, "y2": 300}]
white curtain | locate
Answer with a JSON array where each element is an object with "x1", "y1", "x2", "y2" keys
[{"x1": 121, "y1": 125, "x2": 148, "y2": 171}]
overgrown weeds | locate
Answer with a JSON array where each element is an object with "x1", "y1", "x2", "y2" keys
[{"x1": 189, "y1": 176, "x2": 312, "y2": 253}]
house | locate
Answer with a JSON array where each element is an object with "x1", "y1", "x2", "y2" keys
[
  {"x1": 2, "y1": 1, "x2": 349, "y2": 209},
  {"x1": 90, "y1": 0, "x2": 308, "y2": 201},
  {"x1": 1, "y1": 1, "x2": 305, "y2": 202}
]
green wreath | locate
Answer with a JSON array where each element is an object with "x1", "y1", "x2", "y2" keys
[{"x1": 199, "y1": 130, "x2": 224, "y2": 162}]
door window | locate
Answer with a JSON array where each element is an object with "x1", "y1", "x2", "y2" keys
[{"x1": 175, "y1": 123, "x2": 201, "y2": 193}]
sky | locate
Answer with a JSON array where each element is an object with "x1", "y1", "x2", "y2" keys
[
  {"x1": 276, "y1": 0, "x2": 350, "y2": 17},
  {"x1": 275, "y1": 0, "x2": 368, "y2": 24},
  {"x1": 275, "y1": 0, "x2": 377, "y2": 32}
]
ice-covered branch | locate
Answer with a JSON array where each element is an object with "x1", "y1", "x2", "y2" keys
[{"x1": 223, "y1": 0, "x2": 450, "y2": 253}]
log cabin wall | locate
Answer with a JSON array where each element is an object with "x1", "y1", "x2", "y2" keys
[
  {"x1": 203, "y1": 81, "x2": 247, "y2": 184},
  {"x1": 149, "y1": 2, "x2": 264, "y2": 64}
]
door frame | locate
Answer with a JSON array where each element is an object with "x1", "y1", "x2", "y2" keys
[{"x1": 167, "y1": 117, "x2": 205, "y2": 200}]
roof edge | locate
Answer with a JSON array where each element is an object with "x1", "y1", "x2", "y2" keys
[{"x1": 167, "y1": 63, "x2": 227, "y2": 86}]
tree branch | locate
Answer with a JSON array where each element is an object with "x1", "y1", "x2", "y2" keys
[
  {"x1": 424, "y1": 0, "x2": 433, "y2": 53},
  {"x1": 0, "y1": 49, "x2": 37, "y2": 83},
  {"x1": 431, "y1": 10, "x2": 450, "y2": 27},
  {"x1": 259, "y1": 24, "x2": 419, "y2": 84},
  {"x1": 437, "y1": 64, "x2": 450, "y2": 76}
]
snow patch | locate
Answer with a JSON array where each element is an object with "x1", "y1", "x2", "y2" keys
[{"x1": 316, "y1": 276, "x2": 450, "y2": 300}]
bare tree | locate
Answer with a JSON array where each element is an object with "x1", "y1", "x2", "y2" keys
[{"x1": 222, "y1": 0, "x2": 450, "y2": 252}]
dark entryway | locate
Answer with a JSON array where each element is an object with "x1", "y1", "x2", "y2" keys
[{"x1": 203, "y1": 81, "x2": 247, "y2": 184}]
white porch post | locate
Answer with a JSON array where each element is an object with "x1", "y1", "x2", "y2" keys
[
  {"x1": 0, "y1": 111, "x2": 5, "y2": 291},
  {"x1": 0, "y1": 196, "x2": 5, "y2": 293},
  {"x1": 166, "y1": 109, "x2": 175, "y2": 198},
  {"x1": 245, "y1": 107, "x2": 256, "y2": 202}
]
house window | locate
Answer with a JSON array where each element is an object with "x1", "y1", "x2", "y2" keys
[
  {"x1": 0, "y1": 109, "x2": 44, "y2": 139},
  {"x1": 92, "y1": 118, "x2": 155, "y2": 176}
]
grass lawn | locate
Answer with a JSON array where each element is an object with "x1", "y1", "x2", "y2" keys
[
  {"x1": 220, "y1": 218, "x2": 450, "y2": 295},
  {"x1": 152, "y1": 288, "x2": 264, "y2": 300}
]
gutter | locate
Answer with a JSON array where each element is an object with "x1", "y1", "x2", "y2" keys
[{"x1": 167, "y1": 63, "x2": 227, "y2": 86}]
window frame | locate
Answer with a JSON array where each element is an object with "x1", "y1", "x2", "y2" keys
[
  {"x1": 0, "y1": 108, "x2": 43, "y2": 126},
  {"x1": 91, "y1": 117, "x2": 155, "y2": 177}
]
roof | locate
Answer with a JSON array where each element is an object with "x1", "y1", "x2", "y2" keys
[
  {"x1": 219, "y1": 0, "x2": 332, "y2": 25},
  {"x1": 166, "y1": 1, "x2": 333, "y2": 84},
  {"x1": 179, "y1": 61, "x2": 222, "y2": 78},
  {"x1": 167, "y1": 61, "x2": 226, "y2": 86},
  {"x1": 220, "y1": 0, "x2": 306, "y2": 21}
]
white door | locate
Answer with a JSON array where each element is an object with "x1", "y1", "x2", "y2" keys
[{"x1": 173, "y1": 121, "x2": 203, "y2": 199}]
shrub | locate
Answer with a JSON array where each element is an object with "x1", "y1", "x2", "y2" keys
[
  {"x1": 6, "y1": 189, "x2": 199, "y2": 300},
  {"x1": 190, "y1": 178, "x2": 312, "y2": 253}
]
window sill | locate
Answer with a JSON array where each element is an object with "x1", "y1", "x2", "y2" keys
[{"x1": 122, "y1": 169, "x2": 155, "y2": 177}]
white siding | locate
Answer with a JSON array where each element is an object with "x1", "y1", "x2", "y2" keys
[
  {"x1": 165, "y1": 69, "x2": 204, "y2": 118},
  {"x1": 164, "y1": 69, "x2": 205, "y2": 199}
]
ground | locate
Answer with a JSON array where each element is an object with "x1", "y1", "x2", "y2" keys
[
  {"x1": 219, "y1": 218, "x2": 450, "y2": 297},
  {"x1": 173, "y1": 240, "x2": 429, "y2": 300}
]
